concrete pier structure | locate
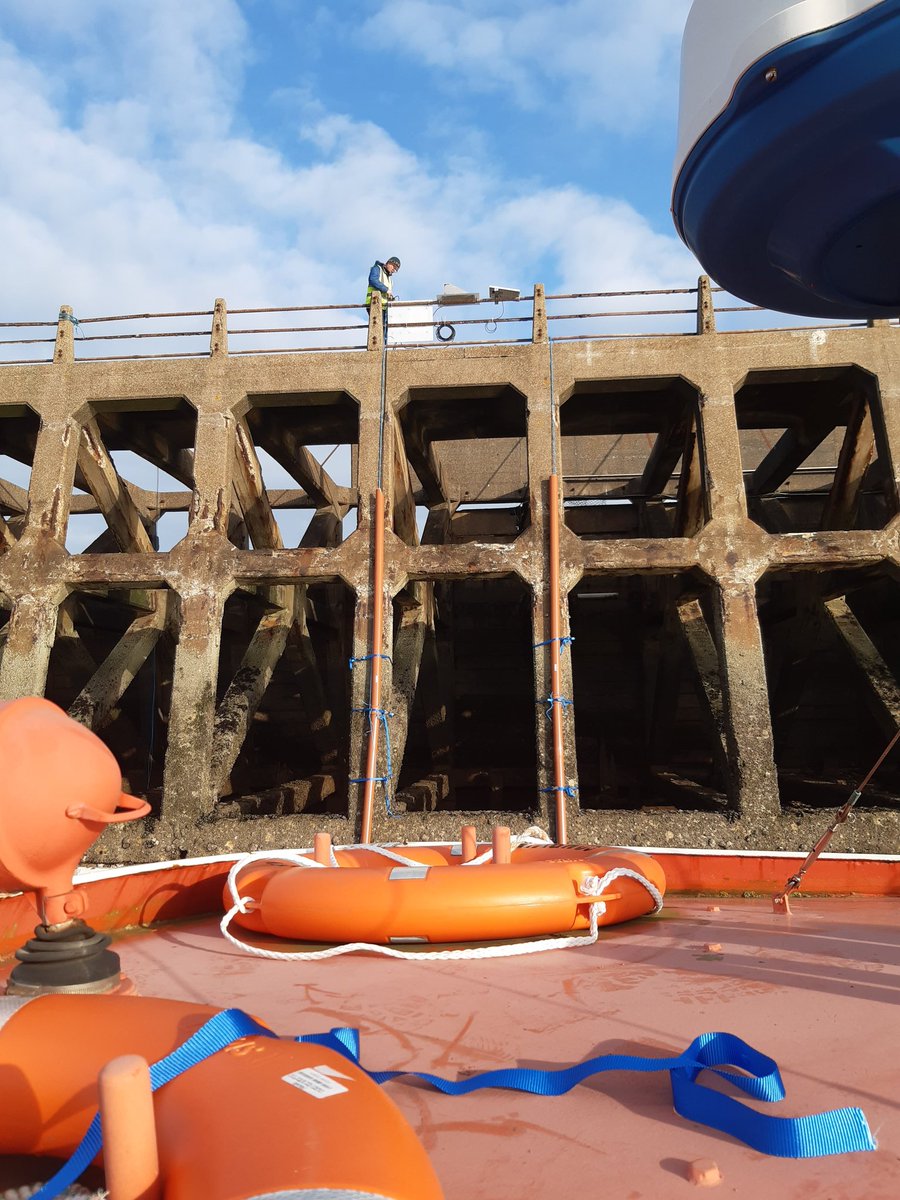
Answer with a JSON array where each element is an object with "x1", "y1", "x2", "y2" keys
[{"x1": 1, "y1": 287, "x2": 899, "y2": 861}]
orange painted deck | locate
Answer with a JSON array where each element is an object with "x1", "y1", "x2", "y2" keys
[{"x1": 2, "y1": 857, "x2": 899, "y2": 1199}]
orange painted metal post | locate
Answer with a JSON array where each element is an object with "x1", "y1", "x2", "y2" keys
[
  {"x1": 98, "y1": 1054, "x2": 161, "y2": 1200},
  {"x1": 314, "y1": 831, "x2": 332, "y2": 865},
  {"x1": 360, "y1": 487, "x2": 386, "y2": 844},
  {"x1": 492, "y1": 825, "x2": 511, "y2": 864},
  {"x1": 548, "y1": 474, "x2": 568, "y2": 845},
  {"x1": 461, "y1": 825, "x2": 477, "y2": 863}
]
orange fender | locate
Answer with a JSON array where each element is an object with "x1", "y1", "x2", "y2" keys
[
  {"x1": 0, "y1": 698, "x2": 149, "y2": 924},
  {"x1": 229, "y1": 844, "x2": 665, "y2": 944},
  {"x1": 0, "y1": 993, "x2": 443, "y2": 1200}
]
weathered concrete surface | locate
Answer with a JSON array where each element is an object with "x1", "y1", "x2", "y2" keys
[{"x1": 1, "y1": 294, "x2": 899, "y2": 861}]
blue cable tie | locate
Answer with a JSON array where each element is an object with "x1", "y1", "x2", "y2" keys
[
  {"x1": 298, "y1": 1027, "x2": 876, "y2": 1161},
  {"x1": 32, "y1": 1009, "x2": 276, "y2": 1200}
]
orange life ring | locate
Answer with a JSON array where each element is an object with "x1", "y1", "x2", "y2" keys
[
  {"x1": 225, "y1": 841, "x2": 665, "y2": 947},
  {"x1": 0, "y1": 993, "x2": 443, "y2": 1199}
]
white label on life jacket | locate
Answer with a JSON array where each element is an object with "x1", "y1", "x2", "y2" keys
[{"x1": 282, "y1": 1065, "x2": 351, "y2": 1098}]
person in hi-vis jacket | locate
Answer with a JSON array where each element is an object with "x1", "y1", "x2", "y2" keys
[{"x1": 366, "y1": 256, "x2": 400, "y2": 330}]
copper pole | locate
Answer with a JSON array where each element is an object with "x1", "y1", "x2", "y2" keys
[
  {"x1": 548, "y1": 473, "x2": 568, "y2": 845},
  {"x1": 360, "y1": 487, "x2": 386, "y2": 844}
]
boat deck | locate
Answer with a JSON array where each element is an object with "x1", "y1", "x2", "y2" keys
[{"x1": 3, "y1": 891, "x2": 895, "y2": 1198}]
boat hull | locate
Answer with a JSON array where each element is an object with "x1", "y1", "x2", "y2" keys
[{"x1": 673, "y1": 0, "x2": 900, "y2": 317}]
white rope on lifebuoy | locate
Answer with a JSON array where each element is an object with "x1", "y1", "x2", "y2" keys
[
  {"x1": 224, "y1": 828, "x2": 556, "y2": 911},
  {"x1": 461, "y1": 824, "x2": 554, "y2": 867},
  {"x1": 219, "y1": 849, "x2": 663, "y2": 963},
  {"x1": 579, "y1": 866, "x2": 664, "y2": 913}
]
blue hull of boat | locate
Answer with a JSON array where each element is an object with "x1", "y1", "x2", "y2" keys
[{"x1": 673, "y1": 1, "x2": 900, "y2": 318}]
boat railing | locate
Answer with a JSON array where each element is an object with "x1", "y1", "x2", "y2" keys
[{"x1": 0, "y1": 281, "x2": 893, "y2": 365}]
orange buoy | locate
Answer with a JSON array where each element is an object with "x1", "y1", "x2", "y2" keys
[
  {"x1": 0, "y1": 697, "x2": 150, "y2": 924},
  {"x1": 226, "y1": 836, "x2": 665, "y2": 947},
  {"x1": 0, "y1": 697, "x2": 152, "y2": 993},
  {"x1": 0, "y1": 993, "x2": 443, "y2": 1200}
]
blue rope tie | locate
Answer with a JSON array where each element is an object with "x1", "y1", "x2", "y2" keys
[
  {"x1": 540, "y1": 784, "x2": 578, "y2": 798},
  {"x1": 299, "y1": 1027, "x2": 876, "y2": 1161},
  {"x1": 539, "y1": 694, "x2": 574, "y2": 720},
  {"x1": 350, "y1": 705, "x2": 400, "y2": 818},
  {"x1": 57, "y1": 310, "x2": 84, "y2": 340},
  {"x1": 534, "y1": 635, "x2": 574, "y2": 650},
  {"x1": 348, "y1": 652, "x2": 392, "y2": 671}
]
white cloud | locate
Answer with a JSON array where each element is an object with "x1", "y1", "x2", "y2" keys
[
  {"x1": 0, "y1": 9, "x2": 696, "y2": 337},
  {"x1": 362, "y1": 0, "x2": 694, "y2": 132},
  {"x1": 1, "y1": 0, "x2": 248, "y2": 143}
]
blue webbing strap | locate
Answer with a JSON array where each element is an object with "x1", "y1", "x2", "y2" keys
[
  {"x1": 32, "y1": 1008, "x2": 276, "y2": 1200},
  {"x1": 299, "y1": 1027, "x2": 875, "y2": 1160},
  {"x1": 31, "y1": 1010, "x2": 874, "y2": 1199}
]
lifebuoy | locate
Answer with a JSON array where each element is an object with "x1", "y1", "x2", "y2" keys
[
  {"x1": 226, "y1": 841, "x2": 665, "y2": 947},
  {"x1": 0, "y1": 993, "x2": 443, "y2": 1199}
]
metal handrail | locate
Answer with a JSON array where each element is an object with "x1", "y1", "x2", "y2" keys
[{"x1": 1, "y1": 283, "x2": 894, "y2": 365}]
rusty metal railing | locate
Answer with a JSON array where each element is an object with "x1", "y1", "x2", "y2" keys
[{"x1": 0, "y1": 281, "x2": 892, "y2": 366}]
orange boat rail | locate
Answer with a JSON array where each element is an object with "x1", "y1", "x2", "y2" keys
[{"x1": 2, "y1": 846, "x2": 897, "y2": 963}]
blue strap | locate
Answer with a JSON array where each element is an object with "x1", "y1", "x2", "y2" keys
[
  {"x1": 33, "y1": 1011, "x2": 875, "y2": 1200},
  {"x1": 32, "y1": 1008, "x2": 276, "y2": 1200},
  {"x1": 298, "y1": 1027, "x2": 874, "y2": 1160}
]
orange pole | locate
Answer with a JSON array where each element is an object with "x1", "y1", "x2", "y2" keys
[
  {"x1": 98, "y1": 1055, "x2": 161, "y2": 1200},
  {"x1": 360, "y1": 487, "x2": 386, "y2": 844},
  {"x1": 492, "y1": 825, "x2": 511, "y2": 864},
  {"x1": 548, "y1": 474, "x2": 568, "y2": 845},
  {"x1": 313, "y1": 831, "x2": 332, "y2": 865},
  {"x1": 461, "y1": 825, "x2": 477, "y2": 863}
]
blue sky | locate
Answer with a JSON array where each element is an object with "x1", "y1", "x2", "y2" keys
[{"x1": 0, "y1": 0, "x2": 698, "y2": 319}]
